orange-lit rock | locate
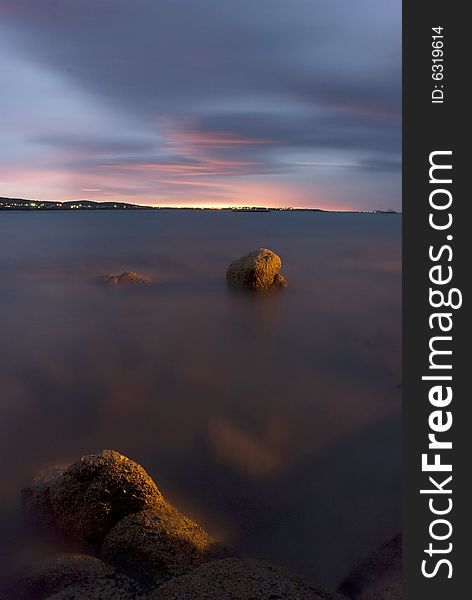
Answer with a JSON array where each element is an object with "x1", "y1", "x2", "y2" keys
[
  {"x1": 226, "y1": 248, "x2": 287, "y2": 290},
  {"x1": 102, "y1": 506, "x2": 229, "y2": 586},
  {"x1": 48, "y1": 450, "x2": 165, "y2": 549}
]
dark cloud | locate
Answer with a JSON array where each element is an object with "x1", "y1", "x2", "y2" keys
[
  {"x1": 31, "y1": 134, "x2": 157, "y2": 154},
  {"x1": 0, "y1": 0, "x2": 401, "y2": 208}
]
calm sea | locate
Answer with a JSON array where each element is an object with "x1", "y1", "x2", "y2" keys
[{"x1": 0, "y1": 210, "x2": 401, "y2": 588}]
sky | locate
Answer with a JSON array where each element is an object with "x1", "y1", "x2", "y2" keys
[{"x1": 0, "y1": 0, "x2": 401, "y2": 210}]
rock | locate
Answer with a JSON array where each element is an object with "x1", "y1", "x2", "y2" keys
[
  {"x1": 101, "y1": 272, "x2": 151, "y2": 286},
  {"x1": 102, "y1": 506, "x2": 229, "y2": 586},
  {"x1": 43, "y1": 572, "x2": 146, "y2": 600},
  {"x1": 8, "y1": 554, "x2": 116, "y2": 600},
  {"x1": 21, "y1": 465, "x2": 68, "y2": 536},
  {"x1": 150, "y1": 558, "x2": 345, "y2": 600},
  {"x1": 226, "y1": 248, "x2": 287, "y2": 290},
  {"x1": 273, "y1": 272, "x2": 288, "y2": 288},
  {"x1": 48, "y1": 450, "x2": 165, "y2": 549},
  {"x1": 338, "y1": 534, "x2": 402, "y2": 599}
]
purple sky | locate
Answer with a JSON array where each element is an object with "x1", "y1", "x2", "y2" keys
[{"x1": 0, "y1": 0, "x2": 401, "y2": 209}]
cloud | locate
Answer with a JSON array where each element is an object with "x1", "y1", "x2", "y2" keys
[{"x1": 0, "y1": 0, "x2": 401, "y2": 209}]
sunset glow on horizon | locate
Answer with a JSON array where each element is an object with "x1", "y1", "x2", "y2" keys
[{"x1": 0, "y1": 0, "x2": 401, "y2": 211}]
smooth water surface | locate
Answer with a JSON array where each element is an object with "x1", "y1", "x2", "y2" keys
[{"x1": 0, "y1": 210, "x2": 401, "y2": 588}]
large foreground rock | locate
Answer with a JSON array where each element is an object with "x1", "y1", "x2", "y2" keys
[
  {"x1": 41, "y1": 450, "x2": 164, "y2": 549},
  {"x1": 226, "y1": 248, "x2": 287, "y2": 290},
  {"x1": 338, "y1": 534, "x2": 402, "y2": 599},
  {"x1": 18, "y1": 451, "x2": 349, "y2": 600},
  {"x1": 151, "y1": 558, "x2": 345, "y2": 600},
  {"x1": 102, "y1": 507, "x2": 228, "y2": 586}
]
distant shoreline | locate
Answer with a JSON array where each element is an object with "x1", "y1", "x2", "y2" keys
[{"x1": 0, "y1": 197, "x2": 400, "y2": 214}]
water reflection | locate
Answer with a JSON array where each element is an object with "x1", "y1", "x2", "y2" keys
[{"x1": 0, "y1": 211, "x2": 401, "y2": 588}]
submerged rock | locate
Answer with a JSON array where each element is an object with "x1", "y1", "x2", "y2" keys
[
  {"x1": 102, "y1": 506, "x2": 228, "y2": 586},
  {"x1": 150, "y1": 558, "x2": 344, "y2": 600},
  {"x1": 101, "y1": 272, "x2": 151, "y2": 286},
  {"x1": 21, "y1": 465, "x2": 68, "y2": 536},
  {"x1": 9, "y1": 554, "x2": 116, "y2": 600},
  {"x1": 226, "y1": 248, "x2": 287, "y2": 290},
  {"x1": 338, "y1": 534, "x2": 402, "y2": 599},
  {"x1": 43, "y1": 571, "x2": 145, "y2": 600},
  {"x1": 47, "y1": 450, "x2": 165, "y2": 549}
]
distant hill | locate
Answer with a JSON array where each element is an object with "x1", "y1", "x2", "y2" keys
[{"x1": 0, "y1": 197, "x2": 149, "y2": 210}]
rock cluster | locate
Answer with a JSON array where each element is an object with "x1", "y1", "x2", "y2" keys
[
  {"x1": 6, "y1": 448, "x2": 400, "y2": 600},
  {"x1": 14, "y1": 450, "x2": 227, "y2": 598},
  {"x1": 226, "y1": 248, "x2": 288, "y2": 290}
]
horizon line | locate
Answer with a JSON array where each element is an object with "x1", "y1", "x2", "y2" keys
[{"x1": 0, "y1": 195, "x2": 401, "y2": 214}]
